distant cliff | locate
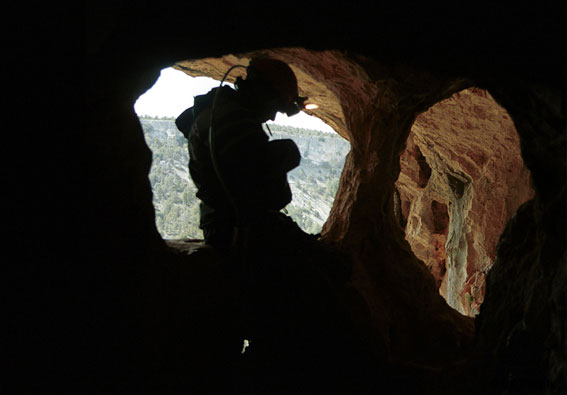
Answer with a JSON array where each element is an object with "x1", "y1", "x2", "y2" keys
[{"x1": 139, "y1": 117, "x2": 350, "y2": 239}]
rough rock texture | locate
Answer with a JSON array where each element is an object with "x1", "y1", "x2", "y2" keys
[
  {"x1": 177, "y1": 50, "x2": 476, "y2": 365},
  {"x1": 9, "y1": 4, "x2": 564, "y2": 395},
  {"x1": 396, "y1": 88, "x2": 534, "y2": 316},
  {"x1": 473, "y1": 85, "x2": 566, "y2": 395}
]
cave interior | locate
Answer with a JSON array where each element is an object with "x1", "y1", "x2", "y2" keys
[{"x1": 7, "y1": 4, "x2": 565, "y2": 394}]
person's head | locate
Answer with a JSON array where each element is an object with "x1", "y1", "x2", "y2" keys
[{"x1": 235, "y1": 57, "x2": 306, "y2": 122}]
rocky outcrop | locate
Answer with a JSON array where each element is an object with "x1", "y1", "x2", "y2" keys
[{"x1": 396, "y1": 88, "x2": 534, "y2": 316}]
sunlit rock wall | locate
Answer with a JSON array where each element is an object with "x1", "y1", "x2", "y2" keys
[
  {"x1": 176, "y1": 50, "x2": 477, "y2": 364},
  {"x1": 395, "y1": 88, "x2": 534, "y2": 316}
]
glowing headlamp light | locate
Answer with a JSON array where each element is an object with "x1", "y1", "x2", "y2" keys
[{"x1": 284, "y1": 96, "x2": 308, "y2": 116}]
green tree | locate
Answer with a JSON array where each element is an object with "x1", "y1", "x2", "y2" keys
[{"x1": 182, "y1": 185, "x2": 192, "y2": 205}]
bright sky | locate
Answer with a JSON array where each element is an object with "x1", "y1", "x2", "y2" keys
[{"x1": 134, "y1": 67, "x2": 336, "y2": 133}]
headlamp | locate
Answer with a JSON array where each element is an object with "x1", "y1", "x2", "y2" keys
[{"x1": 284, "y1": 96, "x2": 308, "y2": 116}]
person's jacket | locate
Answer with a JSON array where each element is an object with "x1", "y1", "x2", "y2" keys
[{"x1": 176, "y1": 86, "x2": 300, "y2": 231}]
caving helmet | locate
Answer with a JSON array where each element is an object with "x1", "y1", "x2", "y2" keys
[{"x1": 245, "y1": 57, "x2": 307, "y2": 116}]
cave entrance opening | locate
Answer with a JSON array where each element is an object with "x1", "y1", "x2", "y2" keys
[
  {"x1": 395, "y1": 87, "x2": 534, "y2": 317},
  {"x1": 135, "y1": 67, "x2": 349, "y2": 240}
]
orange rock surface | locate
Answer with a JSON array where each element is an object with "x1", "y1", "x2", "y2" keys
[
  {"x1": 396, "y1": 88, "x2": 534, "y2": 315},
  {"x1": 176, "y1": 49, "x2": 478, "y2": 361}
]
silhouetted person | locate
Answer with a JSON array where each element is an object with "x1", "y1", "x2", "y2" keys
[
  {"x1": 175, "y1": 57, "x2": 311, "y2": 251},
  {"x1": 175, "y1": 58, "x2": 365, "y2": 392}
]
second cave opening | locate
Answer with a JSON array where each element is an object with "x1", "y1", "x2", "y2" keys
[{"x1": 395, "y1": 87, "x2": 534, "y2": 316}]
